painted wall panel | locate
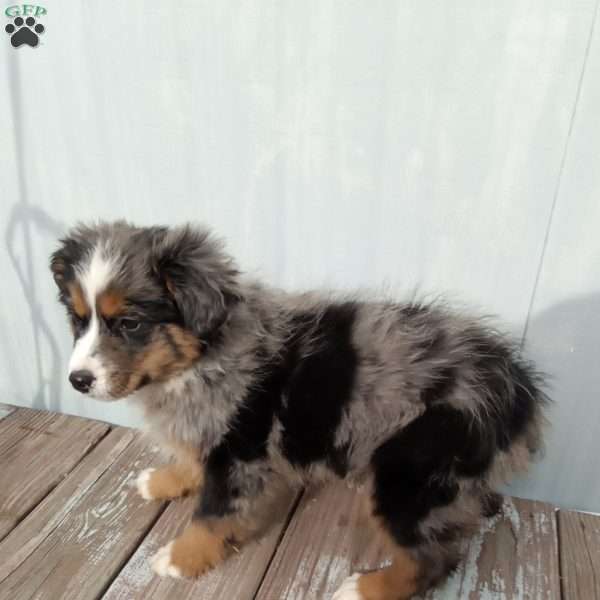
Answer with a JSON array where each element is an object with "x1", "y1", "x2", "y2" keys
[{"x1": 512, "y1": 3, "x2": 600, "y2": 512}]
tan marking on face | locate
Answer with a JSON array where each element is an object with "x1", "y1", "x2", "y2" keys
[
  {"x1": 143, "y1": 461, "x2": 204, "y2": 500},
  {"x1": 165, "y1": 324, "x2": 202, "y2": 362},
  {"x1": 136, "y1": 326, "x2": 201, "y2": 380},
  {"x1": 98, "y1": 289, "x2": 126, "y2": 318},
  {"x1": 137, "y1": 338, "x2": 176, "y2": 380},
  {"x1": 67, "y1": 283, "x2": 90, "y2": 318},
  {"x1": 111, "y1": 325, "x2": 201, "y2": 397},
  {"x1": 357, "y1": 548, "x2": 420, "y2": 600}
]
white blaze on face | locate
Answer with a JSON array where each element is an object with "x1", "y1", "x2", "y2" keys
[{"x1": 68, "y1": 245, "x2": 118, "y2": 399}]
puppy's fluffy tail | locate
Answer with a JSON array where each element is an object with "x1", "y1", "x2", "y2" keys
[{"x1": 488, "y1": 354, "x2": 551, "y2": 484}]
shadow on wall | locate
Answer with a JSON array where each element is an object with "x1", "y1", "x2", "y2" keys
[
  {"x1": 6, "y1": 45, "x2": 66, "y2": 413},
  {"x1": 5, "y1": 203, "x2": 65, "y2": 413},
  {"x1": 510, "y1": 292, "x2": 600, "y2": 511}
]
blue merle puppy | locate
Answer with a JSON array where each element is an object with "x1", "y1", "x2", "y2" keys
[{"x1": 50, "y1": 221, "x2": 548, "y2": 600}]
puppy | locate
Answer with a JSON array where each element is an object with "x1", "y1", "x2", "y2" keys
[{"x1": 50, "y1": 221, "x2": 548, "y2": 600}]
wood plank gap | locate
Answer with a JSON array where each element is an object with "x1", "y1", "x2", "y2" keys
[
  {"x1": 252, "y1": 488, "x2": 305, "y2": 600},
  {"x1": 95, "y1": 501, "x2": 170, "y2": 600},
  {"x1": 557, "y1": 509, "x2": 566, "y2": 600}
]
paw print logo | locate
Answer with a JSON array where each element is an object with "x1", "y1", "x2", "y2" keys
[{"x1": 5, "y1": 16, "x2": 45, "y2": 48}]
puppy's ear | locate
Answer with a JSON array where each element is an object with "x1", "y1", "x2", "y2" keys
[
  {"x1": 50, "y1": 249, "x2": 68, "y2": 289},
  {"x1": 151, "y1": 226, "x2": 242, "y2": 343},
  {"x1": 50, "y1": 231, "x2": 92, "y2": 291}
]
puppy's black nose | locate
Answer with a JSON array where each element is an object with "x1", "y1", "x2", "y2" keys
[{"x1": 69, "y1": 370, "x2": 95, "y2": 393}]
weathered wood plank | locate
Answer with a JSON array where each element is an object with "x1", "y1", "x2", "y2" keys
[
  {"x1": 103, "y1": 489, "x2": 299, "y2": 600},
  {"x1": 0, "y1": 432, "x2": 164, "y2": 600},
  {"x1": 257, "y1": 485, "x2": 560, "y2": 600},
  {"x1": 0, "y1": 405, "x2": 15, "y2": 420},
  {"x1": 558, "y1": 510, "x2": 600, "y2": 599},
  {"x1": 426, "y1": 497, "x2": 560, "y2": 600},
  {"x1": 0, "y1": 408, "x2": 110, "y2": 541},
  {"x1": 256, "y1": 482, "x2": 388, "y2": 600},
  {"x1": 0, "y1": 427, "x2": 136, "y2": 582}
]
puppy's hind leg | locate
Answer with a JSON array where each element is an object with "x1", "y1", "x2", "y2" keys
[
  {"x1": 333, "y1": 547, "x2": 422, "y2": 600},
  {"x1": 333, "y1": 406, "x2": 486, "y2": 599},
  {"x1": 333, "y1": 504, "x2": 464, "y2": 600}
]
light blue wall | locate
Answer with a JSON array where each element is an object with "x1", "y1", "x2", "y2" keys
[{"x1": 1, "y1": 1, "x2": 599, "y2": 511}]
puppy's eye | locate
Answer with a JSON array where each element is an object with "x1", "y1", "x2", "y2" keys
[{"x1": 119, "y1": 318, "x2": 140, "y2": 332}]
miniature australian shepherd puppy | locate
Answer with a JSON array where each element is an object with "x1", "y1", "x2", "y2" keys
[{"x1": 50, "y1": 221, "x2": 548, "y2": 600}]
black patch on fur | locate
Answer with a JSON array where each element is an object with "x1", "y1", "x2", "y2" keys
[
  {"x1": 278, "y1": 302, "x2": 358, "y2": 470},
  {"x1": 202, "y1": 302, "x2": 357, "y2": 479},
  {"x1": 128, "y1": 298, "x2": 182, "y2": 325},
  {"x1": 193, "y1": 340, "x2": 300, "y2": 519},
  {"x1": 198, "y1": 301, "x2": 358, "y2": 512},
  {"x1": 195, "y1": 445, "x2": 235, "y2": 519},
  {"x1": 371, "y1": 404, "x2": 493, "y2": 547},
  {"x1": 221, "y1": 357, "x2": 290, "y2": 463},
  {"x1": 71, "y1": 314, "x2": 90, "y2": 339}
]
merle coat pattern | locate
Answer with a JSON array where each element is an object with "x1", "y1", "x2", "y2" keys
[{"x1": 51, "y1": 221, "x2": 548, "y2": 599}]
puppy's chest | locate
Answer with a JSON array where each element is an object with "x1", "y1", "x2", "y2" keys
[{"x1": 136, "y1": 375, "x2": 240, "y2": 454}]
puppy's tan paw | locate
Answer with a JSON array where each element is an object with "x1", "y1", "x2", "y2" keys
[
  {"x1": 150, "y1": 523, "x2": 228, "y2": 578},
  {"x1": 136, "y1": 464, "x2": 202, "y2": 501},
  {"x1": 150, "y1": 542, "x2": 182, "y2": 578},
  {"x1": 136, "y1": 468, "x2": 157, "y2": 500}
]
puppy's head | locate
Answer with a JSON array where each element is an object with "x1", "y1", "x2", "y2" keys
[{"x1": 50, "y1": 221, "x2": 240, "y2": 400}]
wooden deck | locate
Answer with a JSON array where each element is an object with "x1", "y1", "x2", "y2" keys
[{"x1": 0, "y1": 405, "x2": 597, "y2": 600}]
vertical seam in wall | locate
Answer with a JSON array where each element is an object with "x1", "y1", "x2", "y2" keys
[{"x1": 520, "y1": 0, "x2": 600, "y2": 348}]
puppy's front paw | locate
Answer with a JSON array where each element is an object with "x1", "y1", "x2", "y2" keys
[
  {"x1": 150, "y1": 542, "x2": 182, "y2": 578},
  {"x1": 150, "y1": 523, "x2": 228, "y2": 578},
  {"x1": 332, "y1": 573, "x2": 364, "y2": 600},
  {"x1": 136, "y1": 468, "x2": 157, "y2": 500}
]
